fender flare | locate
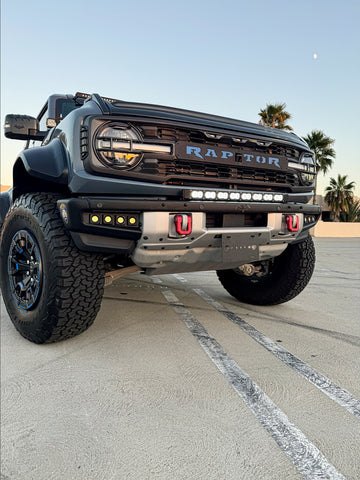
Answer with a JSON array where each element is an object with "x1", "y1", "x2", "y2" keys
[
  {"x1": 0, "y1": 189, "x2": 12, "y2": 227},
  {"x1": 16, "y1": 138, "x2": 69, "y2": 184}
]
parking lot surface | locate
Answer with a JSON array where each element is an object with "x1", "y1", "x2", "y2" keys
[{"x1": 1, "y1": 238, "x2": 360, "y2": 479}]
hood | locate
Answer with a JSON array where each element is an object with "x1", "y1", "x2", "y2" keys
[{"x1": 106, "y1": 99, "x2": 309, "y2": 151}]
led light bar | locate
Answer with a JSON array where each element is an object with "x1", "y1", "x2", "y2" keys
[
  {"x1": 229, "y1": 192, "x2": 240, "y2": 200},
  {"x1": 241, "y1": 193, "x2": 252, "y2": 200},
  {"x1": 184, "y1": 190, "x2": 284, "y2": 203},
  {"x1": 217, "y1": 192, "x2": 229, "y2": 200},
  {"x1": 288, "y1": 161, "x2": 307, "y2": 171},
  {"x1": 97, "y1": 139, "x2": 172, "y2": 154},
  {"x1": 204, "y1": 191, "x2": 216, "y2": 199},
  {"x1": 289, "y1": 157, "x2": 316, "y2": 174}
]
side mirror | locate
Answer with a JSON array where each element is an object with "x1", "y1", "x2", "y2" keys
[{"x1": 4, "y1": 114, "x2": 39, "y2": 140}]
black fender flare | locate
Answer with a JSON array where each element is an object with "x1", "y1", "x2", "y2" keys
[
  {"x1": 15, "y1": 138, "x2": 69, "y2": 184},
  {"x1": 0, "y1": 189, "x2": 12, "y2": 227}
]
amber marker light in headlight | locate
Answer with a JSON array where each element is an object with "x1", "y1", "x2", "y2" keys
[{"x1": 94, "y1": 123, "x2": 172, "y2": 170}]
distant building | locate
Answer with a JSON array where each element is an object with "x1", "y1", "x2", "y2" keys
[{"x1": 315, "y1": 195, "x2": 332, "y2": 221}]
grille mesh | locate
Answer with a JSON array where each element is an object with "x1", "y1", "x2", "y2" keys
[
  {"x1": 134, "y1": 124, "x2": 302, "y2": 189},
  {"x1": 139, "y1": 159, "x2": 297, "y2": 187}
]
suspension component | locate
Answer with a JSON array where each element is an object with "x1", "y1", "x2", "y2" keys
[{"x1": 238, "y1": 264, "x2": 262, "y2": 276}]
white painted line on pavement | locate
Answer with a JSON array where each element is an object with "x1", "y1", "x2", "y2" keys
[
  {"x1": 172, "y1": 274, "x2": 360, "y2": 419},
  {"x1": 157, "y1": 282, "x2": 346, "y2": 480},
  {"x1": 192, "y1": 286, "x2": 360, "y2": 420}
]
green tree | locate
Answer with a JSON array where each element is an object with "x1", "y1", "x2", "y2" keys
[
  {"x1": 302, "y1": 130, "x2": 336, "y2": 202},
  {"x1": 302, "y1": 130, "x2": 336, "y2": 175},
  {"x1": 340, "y1": 199, "x2": 360, "y2": 222},
  {"x1": 325, "y1": 174, "x2": 355, "y2": 221},
  {"x1": 258, "y1": 103, "x2": 293, "y2": 130}
]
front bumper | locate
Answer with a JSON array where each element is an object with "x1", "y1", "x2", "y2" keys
[{"x1": 57, "y1": 196, "x2": 321, "y2": 272}]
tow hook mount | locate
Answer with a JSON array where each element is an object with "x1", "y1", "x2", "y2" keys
[
  {"x1": 174, "y1": 214, "x2": 192, "y2": 236},
  {"x1": 285, "y1": 214, "x2": 299, "y2": 232}
]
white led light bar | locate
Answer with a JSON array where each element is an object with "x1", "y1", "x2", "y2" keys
[
  {"x1": 263, "y1": 193, "x2": 274, "y2": 201},
  {"x1": 204, "y1": 191, "x2": 216, "y2": 199},
  {"x1": 241, "y1": 193, "x2": 252, "y2": 200},
  {"x1": 186, "y1": 190, "x2": 284, "y2": 202},
  {"x1": 289, "y1": 161, "x2": 307, "y2": 171},
  {"x1": 217, "y1": 192, "x2": 229, "y2": 200},
  {"x1": 97, "y1": 139, "x2": 172, "y2": 154},
  {"x1": 190, "y1": 190, "x2": 204, "y2": 199},
  {"x1": 229, "y1": 192, "x2": 240, "y2": 200}
]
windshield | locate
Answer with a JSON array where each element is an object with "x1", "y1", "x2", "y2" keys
[{"x1": 56, "y1": 98, "x2": 82, "y2": 120}]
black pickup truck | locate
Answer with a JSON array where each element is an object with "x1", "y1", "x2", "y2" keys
[{"x1": 0, "y1": 93, "x2": 321, "y2": 343}]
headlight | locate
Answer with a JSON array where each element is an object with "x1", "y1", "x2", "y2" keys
[
  {"x1": 95, "y1": 123, "x2": 143, "y2": 169},
  {"x1": 94, "y1": 123, "x2": 173, "y2": 170},
  {"x1": 300, "y1": 154, "x2": 316, "y2": 185},
  {"x1": 289, "y1": 154, "x2": 316, "y2": 186}
]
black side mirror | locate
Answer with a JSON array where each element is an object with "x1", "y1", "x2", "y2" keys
[{"x1": 4, "y1": 114, "x2": 39, "y2": 140}]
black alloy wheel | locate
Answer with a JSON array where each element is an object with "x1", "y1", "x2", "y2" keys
[
  {"x1": 7, "y1": 229, "x2": 43, "y2": 311},
  {"x1": 0, "y1": 193, "x2": 105, "y2": 344}
]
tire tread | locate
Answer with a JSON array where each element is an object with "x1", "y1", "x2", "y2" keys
[
  {"x1": 1, "y1": 193, "x2": 105, "y2": 343},
  {"x1": 217, "y1": 236, "x2": 315, "y2": 306}
]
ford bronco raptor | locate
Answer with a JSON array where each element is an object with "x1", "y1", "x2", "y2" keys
[{"x1": 0, "y1": 93, "x2": 321, "y2": 343}]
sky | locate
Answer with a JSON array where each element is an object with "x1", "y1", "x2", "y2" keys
[{"x1": 1, "y1": 0, "x2": 359, "y2": 195}]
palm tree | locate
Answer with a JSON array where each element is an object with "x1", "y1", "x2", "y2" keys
[
  {"x1": 302, "y1": 130, "x2": 336, "y2": 202},
  {"x1": 325, "y1": 174, "x2": 355, "y2": 220},
  {"x1": 302, "y1": 130, "x2": 335, "y2": 175},
  {"x1": 340, "y1": 199, "x2": 360, "y2": 222},
  {"x1": 258, "y1": 103, "x2": 293, "y2": 130}
]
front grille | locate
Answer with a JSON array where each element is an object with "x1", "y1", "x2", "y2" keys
[
  {"x1": 187, "y1": 130, "x2": 301, "y2": 159},
  {"x1": 138, "y1": 159, "x2": 297, "y2": 188},
  {"x1": 132, "y1": 123, "x2": 303, "y2": 189}
]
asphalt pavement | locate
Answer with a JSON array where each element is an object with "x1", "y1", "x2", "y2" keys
[{"x1": 1, "y1": 238, "x2": 360, "y2": 480}]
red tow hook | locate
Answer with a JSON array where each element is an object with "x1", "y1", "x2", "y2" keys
[
  {"x1": 174, "y1": 214, "x2": 192, "y2": 235},
  {"x1": 285, "y1": 215, "x2": 299, "y2": 232}
]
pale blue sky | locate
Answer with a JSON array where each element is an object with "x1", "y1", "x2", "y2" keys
[{"x1": 1, "y1": 0, "x2": 359, "y2": 194}]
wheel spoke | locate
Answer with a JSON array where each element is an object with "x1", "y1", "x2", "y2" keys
[
  {"x1": 8, "y1": 230, "x2": 42, "y2": 310},
  {"x1": 9, "y1": 258, "x2": 29, "y2": 271}
]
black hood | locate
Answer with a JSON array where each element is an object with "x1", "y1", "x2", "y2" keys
[{"x1": 107, "y1": 99, "x2": 309, "y2": 151}]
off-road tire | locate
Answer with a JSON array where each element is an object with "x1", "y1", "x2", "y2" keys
[
  {"x1": 0, "y1": 193, "x2": 105, "y2": 343},
  {"x1": 217, "y1": 235, "x2": 315, "y2": 305}
]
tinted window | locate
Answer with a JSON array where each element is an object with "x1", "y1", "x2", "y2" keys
[{"x1": 56, "y1": 99, "x2": 79, "y2": 120}]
